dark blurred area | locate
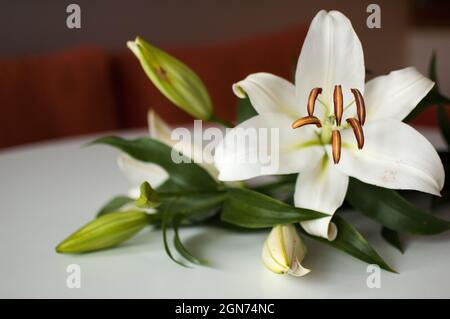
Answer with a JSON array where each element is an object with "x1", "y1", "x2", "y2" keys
[{"x1": 0, "y1": 0, "x2": 449, "y2": 149}]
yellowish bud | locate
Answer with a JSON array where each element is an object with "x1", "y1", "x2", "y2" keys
[
  {"x1": 135, "y1": 181, "x2": 160, "y2": 208},
  {"x1": 262, "y1": 224, "x2": 311, "y2": 276}
]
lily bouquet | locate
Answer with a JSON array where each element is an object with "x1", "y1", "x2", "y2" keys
[{"x1": 57, "y1": 10, "x2": 450, "y2": 277}]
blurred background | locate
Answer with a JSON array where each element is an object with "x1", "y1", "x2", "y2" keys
[{"x1": 0, "y1": 0, "x2": 449, "y2": 149}]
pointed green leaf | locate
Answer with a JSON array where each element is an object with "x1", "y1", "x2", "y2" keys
[
  {"x1": 161, "y1": 200, "x2": 187, "y2": 267},
  {"x1": 158, "y1": 192, "x2": 227, "y2": 225},
  {"x1": 432, "y1": 152, "x2": 450, "y2": 209},
  {"x1": 159, "y1": 193, "x2": 225, "y2": 266},
  {"x1": 347, "y1": 178, "x2": 450, "y2": 235},
  {"x1": 155, "y1": 179, "x2": 226, "y2": 225},
  {"x1": 221, "y1": 187, "x2": 327, "y2": 228},
  {"x1": 173, "y1": 214, "x2": 207, "y2": 265},
  {"x1": 90, "y1": 136, "x2": 217, "y2": 191},
  {"x1": 437, "y1": 104, "x2": 450, "y2": 146},
  {"x1": 381, "y1": 227, "x2": 404, "y2": 253},
  {"x1": 251, "y1": 179, "x2": 296, "y2": 197},
  {"x1": 406, "y1": 52, "x2": 450, "y2": 121},
  {"x1": 302, "y1": 215, "x2": 396, "y2": 272}
]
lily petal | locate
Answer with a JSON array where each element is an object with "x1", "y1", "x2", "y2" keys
[
  {"x1": 332, "y1": 119, "x2": 445, "y2": 195},
  {"x1": 232, "y1": 73, "x2": 299, "y2": 119},
  {"x1": 149, "y1": 109, "x2": 209, "y2": 162},
  {"x1": 117, "y1": 154, "x2": 169, "y2": 195},
  {"x1": 365, "y1": 67, "x2": 434, "y2": 122},
  {"x1": 214, "y1": 113, "x2": 323, "y2": 181},
  {"x1": 295, "y1": 10, "x2": 365, "y2": 121},
  {"x1": 148, "y1": 109, "x2": 173, "y2": 144},
  {"x1": 295, "y1": 155, "x2": 348, "y2": 240},
  {"x1": 148, "y1": 109, "x2": 219, "y2": 179},
  {"x1": 288, "y1": 260, "x2": 312, "y2": 277}
]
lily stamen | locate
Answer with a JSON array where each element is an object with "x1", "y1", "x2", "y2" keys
[
  {"x1": 292, "y1": 116, "x2": 322, "y2": 129},
  {"x1": 292, "y1": 85, "x2": 365, "y2": 165},
  {"x1": 346, "y1": 118, "x2": 364, "y2": 149},
  {"x1": 350, "y1": 88, "x2": 366, "y2": 125},
  {"x1": 333, "y1": 85, "x2": 343, "y2": 126},
  {"x1": 307, "y1": 87, "x2": 322, "y2": 116},
  {"x1": 331, "y1": 130, "x2": 341, "y2": 164}
]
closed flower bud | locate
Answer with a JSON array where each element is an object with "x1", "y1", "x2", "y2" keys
[
  {"x1": 262, "y1": 224, "x2": 311, "y2": 276},
  {"x1": 127, "y1": 37, "x2": 213, "y2": 120},
  {"x1": 56, "y1": 211, "x2": 150, "y2": 253},
  {"x1": 135, "y1": 181, "x2": 160, "y2": 208}
]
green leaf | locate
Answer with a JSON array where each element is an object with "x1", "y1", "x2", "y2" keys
[
  {"x1": 221, "y1": 187, "x2": 327, "y2": 228},
  {"x1": 406, "y1": 52, "x2": 450, "y2": 122},
  {"x1": 156, "y1": 189, "x2": 226, "y2": 266},
  {"x1": 158, "y1": 192, "x2": 227, "y2": 224},
  {"x1": 407, "y1": 92, "x2": 450, "y2": 122},
  {"x1": 90, "y1": 136, "x2": 217, "y2": 191},
  {"x1": 156, "y1": 179, "x2": 227, "y2": 225},
  {"x1": 251, "y1": 179, "x2": 296, "y2": 196},
  {"x1": 346, "y1": 178, "x2": 450, "y2": 235},
  {"x1": 236, "y1": 97, "x2": 257, "y2": 124},
  {"x1": 432, "y1": 152, "x2": 450, "y2": 209},
  {"x1": 381, "y1": 227, "x2": 404, "y2": 253},
  {"x1": 173, "y1": 214, "x2": 207, "y2": 265},
  {"x1": 161, "y1": 200, "x2": 187, "y2": 267},
  {"x1": 301, "y1": 215, "x2": 396, "y2": 272},
  {"x1": 97, "y1": 196, "x2": 133, "y2": 217},
  {"x1": 161, "y1": 194, "x2": 220, "y2": 266},
  {"x1": 437, "y1": 104, "x2": 450, "y2": 146}
]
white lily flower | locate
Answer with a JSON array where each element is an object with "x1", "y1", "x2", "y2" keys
[
  {"x1": 262, "y1": 224, "x2": 310, "y2": 276},
  {"x1": 214, "y1": 10, "x2": 445, "y2": 240},
  {"x1": 118, "y1": 109, "x2": 220, "y2": 198}
]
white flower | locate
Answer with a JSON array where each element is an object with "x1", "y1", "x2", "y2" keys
[
  {"x1": 118, "y1": 109, "x2": 219, "y2": 198},
  {"x1": 262, "y1": 224, "x2": 310, "y2": 276},
  {"x1": 214, "y1": 10, "x2": 445, "y2": 240}
]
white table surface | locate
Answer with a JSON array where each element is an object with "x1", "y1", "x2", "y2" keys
[{"x1": 0, "y1": 127, "x2": 449, "y2": 299}]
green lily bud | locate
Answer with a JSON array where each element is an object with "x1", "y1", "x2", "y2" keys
[
  {"x1": 56, "y1": 210, "x2": 150, "y2": 253},
  {"x1": 135, "y1": 181, "x2": 160, "y2": 208},
  {"x1": 127, "y1": 37, "x2": 213, "y2": 120}
]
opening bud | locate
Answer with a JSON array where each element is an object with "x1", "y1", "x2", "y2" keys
[{"x1": 262, "y1": 224, "x2": 311, "y2": 277}]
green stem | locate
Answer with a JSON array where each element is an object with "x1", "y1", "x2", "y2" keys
[
  {"x1": 146, "y1": 192, "x2": 228, "y2": 225},
  {"x1": 210, "y1": 114, "x2": 234, "y2": 128}
]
